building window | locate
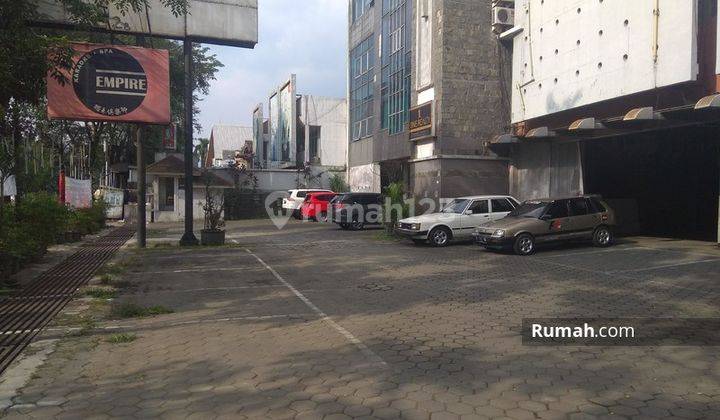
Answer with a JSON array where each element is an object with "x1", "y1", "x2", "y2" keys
[
  {"x1": 159, "y1": 177, "x2": 175, "y2": 211},
  {"x1": 350, "y1": 36, "x2": 375, "y2": 141},
  {"x1": 309, "y1": 126, "x2": 320, "y2": 162},
  {"x1": 381, "y1": 0, "x2": 411, "y2": 135},
  {"x1": 352, "y1": 0, "x2": 371, "y2": 22}
]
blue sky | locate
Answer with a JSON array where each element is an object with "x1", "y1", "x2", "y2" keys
[{"x1": 197, "y1": 0, "x2": 348, "y2": 137}]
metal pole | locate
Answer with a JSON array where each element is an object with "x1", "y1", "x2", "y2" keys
[
  {"x1": 180, "y1": 39, "x2": 199, "y2": 246},
  {"x1": 136, "y1": 126, "x2": 146, "y2": 248}
]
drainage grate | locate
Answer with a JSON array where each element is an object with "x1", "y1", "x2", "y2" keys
[{"x1": 0, "y1": 227, "x2": 134, "y2": 376}]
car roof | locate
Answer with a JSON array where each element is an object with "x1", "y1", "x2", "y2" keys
[
  {"x1": 456, "y1": 195, "x2": 514, "y2": 200},
  {"x1": 290, "y1": 189, "x2": 332, "y2": 192},
  {"x1": 528, "y1": 195, "x2": 602, "y2": 202}
]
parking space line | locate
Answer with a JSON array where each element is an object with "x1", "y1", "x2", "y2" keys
[
  {"x1": 245, "y1": 248, "x2": 387, "y2": 368},
  {"x1": 136, "y1": 286, "x2": 285, "y2": 293},
  {"x1": 542, "y1": 246, "x2": 646, "y2": 258},
  {"x1": 140, "y1": 267, "x2": 265, "y2": 274},
  {"x1": 612, "y1": 258, "x2": 720, "y2": 273}
]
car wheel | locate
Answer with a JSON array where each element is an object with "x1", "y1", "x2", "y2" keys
[
  {"x1": 593, "y1": 226, "x2": 613, "y2": 247},
  {"x1": 428, "y1": 227, "x2": 451, "y2": 247},
  {"x1": 350, "y1": 220, "x2": 365, "y2": 230},
  {"x1": 339, "y1": 223, "x2": 350, "y2": 230},
  {"x1": 318, "y1": 212, "x2": 328, "y2": 223},
  {"x1": 513, "y1": 233, "x2": 535, "y2": 256}
]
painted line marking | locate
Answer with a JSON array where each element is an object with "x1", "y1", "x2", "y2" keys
[
  {"x1": 141, "y1": 267, "x2": 264, "y2": 274},
  {"x1": 542, "y1": 246, "x2": 645, "y2": 258},
  {"x1": 245, "y1": 248, "x2": 387, "y2": 368},
  {"x1": 612, "y1": 258, "x2": 720, "y2": 273},
  {"x1": 140, "y1": 286, "x2": 284, "y2": 293}
]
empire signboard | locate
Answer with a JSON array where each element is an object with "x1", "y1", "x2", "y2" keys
[
  {"x1": 47, "y1": 43, "x2": 170, "y2": 124},
  {"x1": 409, "y1": 101, "x2": 434, "y2": 141}
]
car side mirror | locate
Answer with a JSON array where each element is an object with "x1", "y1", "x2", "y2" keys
[{"x1": 464, "y1": 210, "x2": 473, "y2": 215}]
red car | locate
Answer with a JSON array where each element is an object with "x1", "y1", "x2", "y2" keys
[{"x1": 300, "y1": 192, "x2": 337, "y2": 222}]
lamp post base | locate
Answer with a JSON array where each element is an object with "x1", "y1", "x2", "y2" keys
[{"x1": 179, "y1": 233, "x2": 199, "y2": 247}]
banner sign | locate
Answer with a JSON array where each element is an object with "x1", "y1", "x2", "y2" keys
[
  {"x1": 1, "y1": 175, "x2": 16, "y2": 197},
  {"x1": 64, "y1": 176, "x2": 92, "y2": 209},
  {"x1": 409, "y1": 101, "x2": 434, "y2": 141},
  {"x1": 163, "y1": 124, "x2": 176, "y2": 150},
  {"x1": 47, "y1": 43, "x2": 170, "y2": 124}
]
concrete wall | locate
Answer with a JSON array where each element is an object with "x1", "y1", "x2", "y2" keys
[
  {"x1": 434, "y1": 0, "x2": 509, "y2": 155},
  {"x1": 509, "y1": 141, "x2": 584, "y2": 201},
  {"x1": 214, "y1": 166, "x2": 345, "y2": 192},
  {"x1": 299, "y1": 96, "x2": 348, "y2": 167},
  {"x1": 510, "y1": 0, "x2": 699, "y2": 123},
  {"x1": 348, "y1": 163, "x2": 381, "y2": 193}
]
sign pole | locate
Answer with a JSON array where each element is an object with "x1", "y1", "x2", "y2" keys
[
  {"x1": 180, "y1": 39, "x2": 199, "y2": 246},
  {"x1": 136, "y1": 126, "x2": 147, "y2": 248}
]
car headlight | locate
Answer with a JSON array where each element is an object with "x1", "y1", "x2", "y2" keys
[
  {"x1": 410, "y1": 223, "x2": 421, "y2": 230},
  {"x1": 492, "y1": 229, "x2": 506, "y2": 238}
]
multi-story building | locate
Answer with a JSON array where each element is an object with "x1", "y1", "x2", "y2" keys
[
  {"x1": 494, "y1": 0, "x2": 720, "y2": 243},
  {"x1": 347, "y1": 0, "x2": 510, "y2": 201},
  {"x1": 254, "y1": 75, "x2": 348, "y2": 170}
]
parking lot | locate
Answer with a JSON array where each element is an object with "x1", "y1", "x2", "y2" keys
[{"x1": 3, "y1": 219, "x2": 720, "y2": 419}]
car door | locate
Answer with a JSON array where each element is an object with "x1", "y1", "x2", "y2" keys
[
  {"x1": 541, "y1": 199, "x2": 572, "y2": 242},
  {"x1": 567, "y1": 198, "x2": 596, "y2": 239},
  {"x1": 490, "y1": 198, "x2": 515, "y2": 221},
  {"x1": 460, "y1": 199, "x2": 491, "y2": 237}
]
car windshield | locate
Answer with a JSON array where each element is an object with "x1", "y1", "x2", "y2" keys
[
  {"x1": 441, "y1": 199, "x2": 470, "y2": 214},
  {"x1": 508, "y1": 201, "x2": 550, "y2": 218}
]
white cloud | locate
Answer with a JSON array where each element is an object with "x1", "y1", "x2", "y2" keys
[{"x1": 196, "y1": 0, "x2": 348, "y2": 137}]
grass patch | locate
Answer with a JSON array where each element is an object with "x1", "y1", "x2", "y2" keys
[
  {"x1": 107, "y1": 333, "x2": 137, "y2": 344},
  {"x1": 373, "y1": 230, "x2": 403, "y2": 242},
  {"x1": 84, "y1": 288, "x2": 117, "y2": 300},
  {"x1": 110, "y1": 302, "x2": 174, "y2": 319}
]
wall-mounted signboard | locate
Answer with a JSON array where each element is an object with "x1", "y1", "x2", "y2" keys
[
  {"x1": 47, "y1": 43, "x2": 170, "y2": 124},
  {"x1": 34, "y1": 0, "x2": 258, "y2": 48},
  {"x1": 409, "y1": 101, "x2": 434, "y2": 141}
]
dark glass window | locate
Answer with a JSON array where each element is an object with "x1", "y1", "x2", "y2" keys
[
  {"x1": 350, "y1": 36, "x2": 375, "y2": 141},
  {"x1": 381, "y1": 0, "x2": 411, "y2": 134},
  {"x1": 589, "y1": 197, "x2": 607, "y2": 213},
  {"x1": 491, "y1": 199, "x2": 515, "y2": 213},
  {"x1": 469, "y1": 200, "x2": 489, "y2": 214},
  {"x1": 569, "y1": 198, "x2": 590, "y2": 216},
  {"x1": 545, "y1": 200, "x2": 570, "y2": 219}
]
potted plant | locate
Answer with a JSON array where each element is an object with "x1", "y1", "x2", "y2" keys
[{"x1": 201, "y1": 171, "x2": 226, "y2": 246}]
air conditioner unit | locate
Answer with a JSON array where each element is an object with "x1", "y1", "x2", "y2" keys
[{"x1": 492, "y1": 6, "x2": 515, "y2": 27}]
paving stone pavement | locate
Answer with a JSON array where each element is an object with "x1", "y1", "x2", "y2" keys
[{"x1": 1, "y1": 219, "x2": 719, "y2": 419}]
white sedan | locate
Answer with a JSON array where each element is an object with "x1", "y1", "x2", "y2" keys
[{"x1": 395, "y1": 195, "x2": 520, "y2": 247}]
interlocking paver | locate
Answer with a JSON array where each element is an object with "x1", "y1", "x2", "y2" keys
[{"x1": 0, "y1": 220, "x2": 718, "y2": 419}]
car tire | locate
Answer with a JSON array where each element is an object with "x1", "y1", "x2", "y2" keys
[
  {"x1": 592, "y1": 226, "x2": 613, "y2": 247},
  {"x1": 350, "y1": 220, "x2": 365, "y2": 230},
  {"x1": 318, "y1": 212, "x2": 328, "y2": 223},
  {"x1": 428, "y1": 227, "x2": 451, "y2": 247},
  {"x1": 339, "y1": 223, "x2": 350, "y2": 230},
  {"x1": 513, "y1": 233, "x2": 535, "y2": 256}
]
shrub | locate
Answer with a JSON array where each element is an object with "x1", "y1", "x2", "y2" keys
[
  {"x1": 329, "y1": 173, "x2": 349, "y2": 193},
  {"x1": 382, "y1": 182, "x2": 409, "y2": 233}
]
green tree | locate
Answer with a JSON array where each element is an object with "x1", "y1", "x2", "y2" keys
[{"x1": 0, "y1": 0, "x2": 190, "y2": 197}]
